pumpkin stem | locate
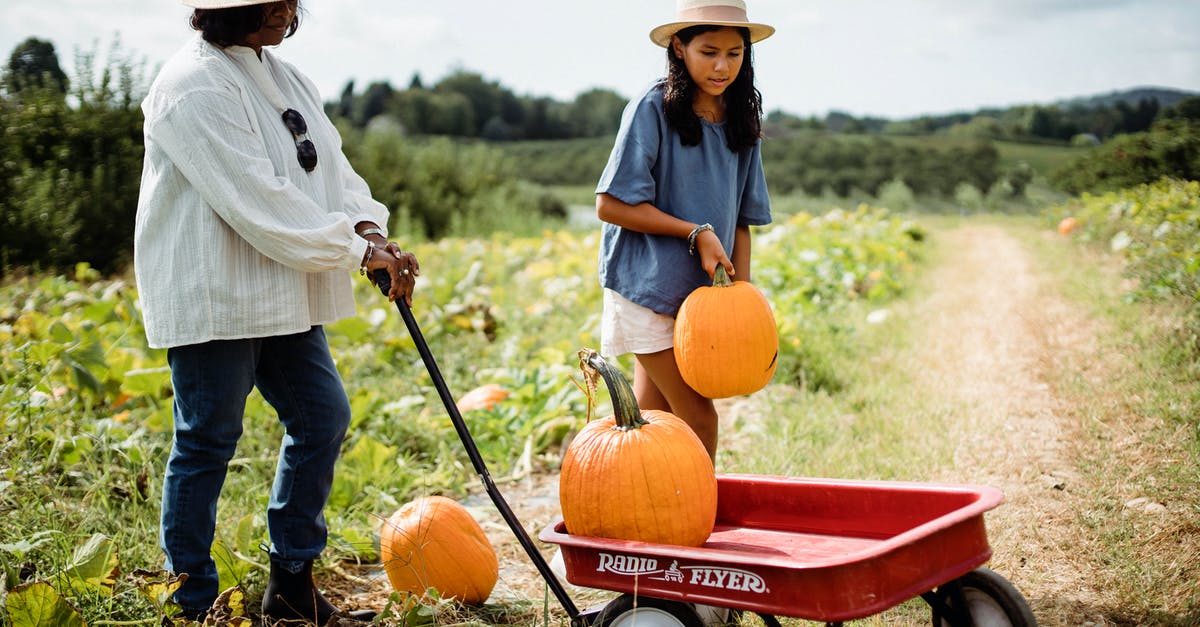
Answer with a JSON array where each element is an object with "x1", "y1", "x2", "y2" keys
[
  {"x1": 713, "y1": 265, "x2": 732, "y2": 287},
  {"x1": 579, "y1": 349, "x2": 647, "y2": 431}
]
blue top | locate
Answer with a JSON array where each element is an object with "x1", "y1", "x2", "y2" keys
[{"x1": 596, "y1": 83, "x2": 772, "y2": 316}]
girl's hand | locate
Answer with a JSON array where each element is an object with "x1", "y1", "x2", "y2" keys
[
  {"x1": 695, "y1": 229, "x2": 734, "y2": 280},
  {"x1": 366, "y1": 244, "x2": 420, "y2": 305}
]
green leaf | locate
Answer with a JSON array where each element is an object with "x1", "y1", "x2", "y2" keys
[
  {"x1": 58, "y1": 533, "x2": 118, "y2": 595},
  {"x1": 121, "y1": 367, "x2": 171, "y2": 398},
  {"x1": 327, "y1": 316, "x2": 372, "y2": 343},
  {"x1": 328, "y1": 435, "x2": 397, "y2": 510},
  {"x1": 4, "y1": 581, "x2": 86, "y2": 627},
  {"x1": 233, "y1": 514, "x2": 264, "y2": 558},
  {"x1": 210, "y1": 540, "x2": 253, "y2": 594},
  {"x1": 61, "y1": 342, "x2": 107, "y2": 393},
  {"x1": 47, "y1": 321, "x2": 75, "y2": 345},
  {"x1": 0, "y1": 530, "x2": 60, "y2": 559}
]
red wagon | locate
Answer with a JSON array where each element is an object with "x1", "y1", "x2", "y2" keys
[
  {"x1": 374, "y1": 274, "x2": 1036, "y2": 627},
  {"x1": 540, "y1": 474, "x2": 1035, "y2": 626}
]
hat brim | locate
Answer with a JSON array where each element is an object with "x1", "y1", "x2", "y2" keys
[
  {"x1": 649, "y1": 21, "x2": 775, "y2": 47},
  {"x1": 180, "y1": 0, "x2": 276, "y2": 8}
]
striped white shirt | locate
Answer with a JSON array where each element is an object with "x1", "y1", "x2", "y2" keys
[{"x1": 135, "y1": 34, "x2": 388, "y2": 348}]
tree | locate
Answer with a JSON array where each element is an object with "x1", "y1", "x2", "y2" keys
[
  {"x1": 567, "y1": 88, "x2": 626, "y2": 137},
  {"x1": 356, "y1": 81, "x2": 394, "y2": 126},
  {"x1": 5, "y1": 37, "x2": 68, "y2": 95},
  {"x1": 336, "y1": 80, "x2": 355, "y2": 119},
  {"x1": 1162, "y1": 96, "x2": 1200, "y2": 123}
]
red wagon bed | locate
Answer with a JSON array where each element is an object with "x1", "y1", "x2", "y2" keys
[{"x1": 540, "y1": 473, "x2": 1006, "y2": 623}]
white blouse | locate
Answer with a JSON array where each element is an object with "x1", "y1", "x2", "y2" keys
[{"x1": 135, "y1": 34, "x2": 389, "y2": 349}]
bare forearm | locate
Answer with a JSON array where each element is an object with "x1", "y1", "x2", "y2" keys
[{"x1": 596, "y1": 193, "x2": 696, "y2": 239}]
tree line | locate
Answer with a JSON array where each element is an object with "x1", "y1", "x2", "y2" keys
[
  {"x1": 766, "y1": 90, "x2": 1192, "y2": 145},
  {"x1": 330, "y1": 72, "x2": 628, "y2": 141}
]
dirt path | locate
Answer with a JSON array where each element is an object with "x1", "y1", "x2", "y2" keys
[{"x1": 902, "y1": 224, "x2": 1105, "y2": 624}]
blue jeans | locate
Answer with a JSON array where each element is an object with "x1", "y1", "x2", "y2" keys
[{"x1": 160, "y1": 326, "x2": 350, "y2": 612}]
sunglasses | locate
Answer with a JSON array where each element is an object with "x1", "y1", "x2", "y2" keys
[{"x1": 281, "y1": 108, "x2": 317, "y2": 172}]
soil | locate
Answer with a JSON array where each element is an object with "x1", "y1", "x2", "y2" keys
[{"x1": 329, "y1": 223, "x2": 1196, "y2": 625}]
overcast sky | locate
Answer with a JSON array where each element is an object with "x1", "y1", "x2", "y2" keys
[{"x1": 2, "y1": 0, "x2": 1198, "y2": 119}]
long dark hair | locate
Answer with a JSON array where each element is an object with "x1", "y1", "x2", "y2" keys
[
  {"x1": 190, "y1": 1, "x2": 303, "y2": 48},
  {"x1": 662, "y1": 25, "x2": 763, "y2": 152}
]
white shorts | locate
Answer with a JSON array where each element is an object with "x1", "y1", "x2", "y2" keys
[{"x1": 600, "y1": 289, "x2": 676, "y2": 357}]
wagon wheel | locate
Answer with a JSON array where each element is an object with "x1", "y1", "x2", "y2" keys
[
  {"x1": 925, "y1": 567, "x2": 1037, "y2": 627},
  {"x1": 594, "y1": 593, "x2": 705, "y2": 627}
]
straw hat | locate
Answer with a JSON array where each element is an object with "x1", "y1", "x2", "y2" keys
[
  {"x1": 649, "y1": 0, "x2": 775, "y2": 48},
  {"x1": 180, "y1": 0, "x2": 275, "y2": 8}
]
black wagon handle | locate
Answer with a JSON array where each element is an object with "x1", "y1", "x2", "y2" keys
[{"x1": 372, "y1": 269, "x2": 581, "y2": 621}]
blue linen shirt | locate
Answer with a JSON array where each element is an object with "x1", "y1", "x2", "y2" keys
[{"x1": 596, "y1": 83, "x2": 771, "y2": 316}]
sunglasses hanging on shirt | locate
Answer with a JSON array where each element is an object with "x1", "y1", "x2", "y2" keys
[{"x1": 281, "y1": 108, "x2": 317, "y2": 172}]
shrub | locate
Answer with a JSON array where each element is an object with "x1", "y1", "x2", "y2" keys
[
  {"x1": 1051, "y1": 119, "x2": 1200, "y2": 194},
  {"x1": 1046, "y1": 178, "x2": 1200, "y2": 358},
  {"x1": 328, "y1": 126, "x2": 568, "y2": 241},
  {"x1": 0, "y1": 43, "x2": 147, "y2": 274}
]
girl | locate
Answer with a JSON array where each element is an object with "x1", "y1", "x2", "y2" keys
[{"x1": 596, "y1": 0, "x2": 774, "y2": 461}]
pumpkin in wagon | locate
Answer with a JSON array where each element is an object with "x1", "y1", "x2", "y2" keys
[
  {"x1": 559, "y1": 349, "x2": 717, "y2": 547},
  {"x1": 379, "y1": 496, "x2": 498, "y2": 604},
  {"x1": 674, "y1": 265, "x2": 778, "y2": 399}
]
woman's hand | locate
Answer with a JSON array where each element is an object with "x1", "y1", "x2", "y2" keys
[
  {"x1": 366, "y1": 243, "x2": 420, "y2": 305},
  {"x1": 695, "y1": 229, "x2": 733, "y2": 280}
]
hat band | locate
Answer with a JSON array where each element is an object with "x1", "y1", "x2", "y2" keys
[{"x1": 675, "y1": 5, "x2": 751, "y2": 23}]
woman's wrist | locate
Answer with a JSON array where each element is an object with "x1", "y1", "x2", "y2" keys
[
  {"x1": 359, "y1": 240, "x2": 375, "y2": 276},
  {"x1": 687, "y1": 223, "x2": 714, "y2": 256}
]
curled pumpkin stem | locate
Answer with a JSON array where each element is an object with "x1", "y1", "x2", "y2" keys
[{"x1": 578, "y1": 349, "x2": 647, "y2": 431}]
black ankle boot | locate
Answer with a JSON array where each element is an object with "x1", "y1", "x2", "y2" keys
[{"x1": 261, "y1": 560, "x2": 373, "y2": 625}]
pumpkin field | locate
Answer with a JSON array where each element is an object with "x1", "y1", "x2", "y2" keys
[{"x1": 3, "y1": 191, "x2": 1200, "y2": 625}]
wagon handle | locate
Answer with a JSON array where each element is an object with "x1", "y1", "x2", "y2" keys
[{"x1": 373, "y1": 269, "x2": 581, "y2": 621}]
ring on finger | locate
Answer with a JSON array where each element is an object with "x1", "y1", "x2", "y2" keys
[{"x1": 402, "y1": 268, "x2": 410, "y2": 275}]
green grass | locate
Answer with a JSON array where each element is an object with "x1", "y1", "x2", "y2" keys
[{"x1": 991, "y1": 139, "x2": 1086, "y2": 176}]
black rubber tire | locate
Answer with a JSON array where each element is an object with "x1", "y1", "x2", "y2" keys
[
  {"x1": 932, "y1": 567, "x2": 1037, "y2": 627},
  {"x1": 595, "y1": 593, "x2": 705, "y2": 627}
]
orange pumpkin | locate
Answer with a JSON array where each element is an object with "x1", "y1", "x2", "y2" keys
[
  {"x1": 1057, "y1": 217, "x2": 1079, "y2": 236},
  {"x1": 379, "y1": 496, "x2": 498, "y2": 604},
  {"x1": 455, "y1": 383, "x2": 508, "y2": 412},
  {"x1": 673, "y1": 266, "x2": 778, "y2": 398},
  {"x1": 559, "y1": 349, "x2": 717, "y2": 547}
]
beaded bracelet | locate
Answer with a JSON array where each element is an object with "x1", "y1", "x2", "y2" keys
[
  {"x1": 687, "y1": 223, "x2": 714, "y2": 256},
  {"x1": 359, "y1": 240, "x2": 375, "y2": 276}
]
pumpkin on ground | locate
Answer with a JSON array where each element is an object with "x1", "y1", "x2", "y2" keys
[
  {"x1": 1057, "y1": 216, "x2": 1079, "y2": 236},
  {"x1": 455, "y1": 383, "x2": 508, "y2": 412},
  {"x1": 379, "y1": 496, "x2": 498, "y2": 604},
  {"x1": 559, "y1": 349, "x2": 717, "y2": 547},
  {"x1": 673, "y1": 266, "x2": 778, "y2": 398}
]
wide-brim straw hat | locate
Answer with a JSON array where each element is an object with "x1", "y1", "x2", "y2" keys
[
  {"x1": 180, "y1": 0, "x2": 275, "y2": 8},
  {"x1": 649, "y1": 0, "x2": 775, "y2": 47}
]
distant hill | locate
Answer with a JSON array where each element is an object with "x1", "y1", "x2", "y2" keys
[
  {"x1": 1053, "y1": 86, "x2": 1197, "y2": 111},
  {"x1": 864, "y1": 86, "x2": 1200, "y2": 142}
]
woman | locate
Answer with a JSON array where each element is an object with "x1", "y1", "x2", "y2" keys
[
  {"x1": 595, "y1": 0, "x2": 774, "y2": 461},
  {"x1": 134, "y1": 0, "x2": 411, "y2": 622}
]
